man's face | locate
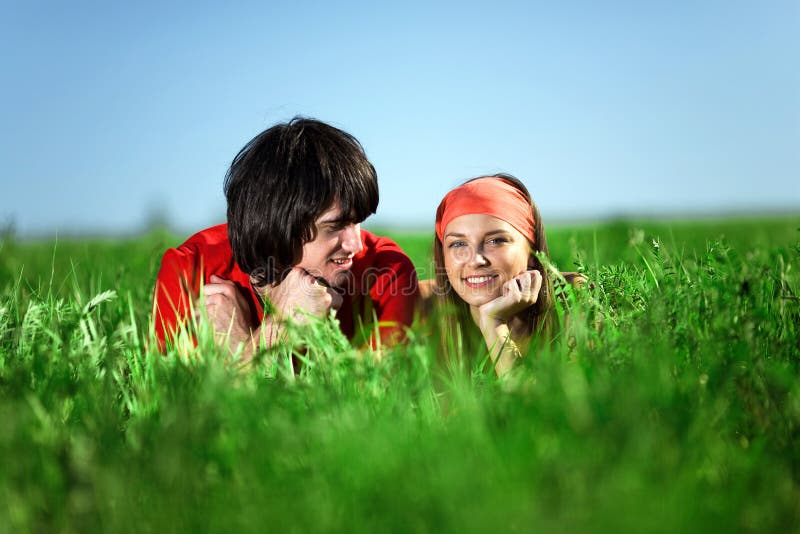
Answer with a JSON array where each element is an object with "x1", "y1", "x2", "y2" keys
[{"x1": 296, "y1": 203, "x2": 364, "y2": 288}]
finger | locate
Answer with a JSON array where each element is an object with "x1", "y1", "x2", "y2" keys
[
  {"x1": 288, "y1": 266, "x2": 308, "y2": 278},
  {"x1": 209, "y1": 275, "x2": 238, "y2": 292},
  {"x1": 288, "y1": 275, "x2": 326, "y2": 300},
  {"x1": 300, "y1": 268, "x2": 334, "y2": 291},
  {"x1": 328, "y1": 288, "x2": 344, "y2": 310},
  {"x1": 516, "y1": 272, "x2": 532, "y2": 293},
  {"x1": 205, "y1": 297, "x2": 224, "y2": 312},
  {"x1": 209, "y1": 293, "x2": 236, "y2": 309},
  {"x1": 504, "y1": 278, "x2": 522, "y2": 300},
  {"x1": 203, "y1": 283, "x2": 238, "y2": 299},
  {"x1": 202, "y1": 292, "x2": 220, "y2": 306},
  {"x1": 301, "y1": 274, "x2": 332, "y2": 298},
  {"x1": 194, "y1": 295, "x2": 212, "y2": 316},
  {"x1": 529, "y1": 270, "x2": 543, "y2": 301},
  {"x1": 296, "y1": 266, "x2": 330, "y2": 288},
  {"x1": 203, "y1": 302, "x2": 218, "y2": 323},
  {"x1": 282, "y1": 267, "x2": 314, "y2": 289}
]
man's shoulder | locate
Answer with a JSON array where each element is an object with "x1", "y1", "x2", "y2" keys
[
  {"x1": 356, "y1": 230, "x2": 410, "y2": 264},
  {"x1": 357, "y1": 230, "x2": 406, "y2": 258},
  {"x1": 177, "y1": 224, "x2": 230, "y2": 252},
  {"x1": 359, "y1": 229, "x2": 401, "y2": 250},
  {"x1": 160, "y1": 224, "x2": 234, "y2": 274}
]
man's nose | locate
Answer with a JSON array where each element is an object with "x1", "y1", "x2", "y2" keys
[{"x1": 341, "y1": 223, "x2": 363, "y2": 255}]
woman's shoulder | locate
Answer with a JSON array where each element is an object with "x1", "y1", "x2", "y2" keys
[
  {"x1": 419, "y1": 279, "x2": 437, "y2": 300},
  {"x1": 560, "y1": 272, "x2": 588, "y2": 289}
]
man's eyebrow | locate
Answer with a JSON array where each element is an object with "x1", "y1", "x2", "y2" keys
[{"x1": 319, "y1": 217, "x2": 351, "y2": 226}]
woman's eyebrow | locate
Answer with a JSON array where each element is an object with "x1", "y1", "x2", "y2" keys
[
  {"x1": 446, "y1": 230, "x2": 509, "y2": 239},
  {"x1": 484, "y1": 230, "x2": 510, "y2": 237}
]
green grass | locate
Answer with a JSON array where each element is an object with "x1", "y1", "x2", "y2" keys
[{"x1": 1, "y1": 216, "x2": 798, "y2": 532}]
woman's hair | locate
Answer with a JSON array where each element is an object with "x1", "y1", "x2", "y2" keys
[
  {"x1": 224, "y1": 117, "x2": 379, "y2": 287},
  {"x1": 432, "y1": 173, "x2": 556, "y2": 365}
]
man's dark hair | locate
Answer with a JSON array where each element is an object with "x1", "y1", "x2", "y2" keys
[{"x1": 224, "y1": 117, "x2": 379, "y2": 287}]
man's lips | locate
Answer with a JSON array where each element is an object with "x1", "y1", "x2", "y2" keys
[{"x1": 462, "y1": 274, "x2": 498, "y2": 288}]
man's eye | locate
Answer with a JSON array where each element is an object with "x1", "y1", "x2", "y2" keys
[
  {"x1": 322, "y1": 222, "x2": 347, "y2": 232},
  {"x1": 334, "y1": 221, "x2": 356, "y2": 232}
]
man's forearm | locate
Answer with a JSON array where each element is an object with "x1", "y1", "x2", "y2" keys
[{"x1": 236, "y1": 317, "x2": 287, "y2": 365}]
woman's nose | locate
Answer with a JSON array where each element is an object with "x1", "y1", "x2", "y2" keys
[{"x1": 469, "y1": 248, "x2": 490, "y2": 267}]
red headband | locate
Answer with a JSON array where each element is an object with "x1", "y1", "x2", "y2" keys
[{"x1": 435, "y1": 177, "x2": 535, "y2": 244}]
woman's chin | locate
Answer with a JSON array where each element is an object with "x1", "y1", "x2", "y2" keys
[{"x1": 456, "y1": 289, "x2": 500, "y2": 308}]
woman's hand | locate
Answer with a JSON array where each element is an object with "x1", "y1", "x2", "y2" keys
[
  {"x1": 477, "y1": 269, "x2": 542, "y2": 330},
  {"x1": 475, "y1": 270, "x2": 542, "y2": 377}
]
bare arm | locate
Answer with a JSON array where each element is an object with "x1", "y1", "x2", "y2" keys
[
  {"x1": 201, "y1": 269, "x2": 342, "y2": 365},
  {"x1": 476, "y1": 270, "x2": 543, "y2": 377}
]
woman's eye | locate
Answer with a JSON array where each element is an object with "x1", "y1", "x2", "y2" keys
[
  {"x1": 487, "y1": 237, "x2": 508, "y2": 246},
  {"x1": 448, "y1": 241, "x2": 466, "y2": 248}
]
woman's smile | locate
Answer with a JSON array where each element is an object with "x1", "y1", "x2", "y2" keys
[{"x1": 463, "y1": 273, "x2": 499, "y2": 288}]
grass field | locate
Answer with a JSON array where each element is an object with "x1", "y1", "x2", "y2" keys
[{"x1": 1, "y1": 216, "x2": 798, "y2": 532}]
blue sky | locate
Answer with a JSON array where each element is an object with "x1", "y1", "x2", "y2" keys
[{"x1": 1, "y1": 1, "x2": 798, "y2": 235}]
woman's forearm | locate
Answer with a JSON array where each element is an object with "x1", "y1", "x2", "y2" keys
[{"x1": 479, "y1": 322, "x2": 521, "y2": 377}]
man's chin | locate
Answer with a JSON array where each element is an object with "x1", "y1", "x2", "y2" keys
[{"x1": 328, "y1": 270, "x2": 354, "y2": 289}]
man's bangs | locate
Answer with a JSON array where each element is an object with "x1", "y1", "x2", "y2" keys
[{"x1": 338, "y1": 174, "x2": 379, "y2": 223}]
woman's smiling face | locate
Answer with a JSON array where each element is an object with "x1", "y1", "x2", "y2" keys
[{"x1": 442, "y1": 214, "x2": 533, "y2": 308}]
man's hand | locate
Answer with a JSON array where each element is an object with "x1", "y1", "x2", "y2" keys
[
  {"x1": 197, "y1": 269, "x2": 342, "y2": 365},
  {"x1": 478, "y1": 270, "x2": 543, "y2": 330},
  {"x1": 266, "y1": 267, "x2": 343, "y2": 323},
  {"x1": 202, "y1": 275, "x2": 257, "y2": 355}
]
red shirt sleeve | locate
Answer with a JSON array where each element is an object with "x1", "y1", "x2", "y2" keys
[
  {"x1": 152, "y1": 247, "x2": 202, "y2": 351},
  {"x1": 367, "y1": 246, "x2": 419, "y2": 346}
]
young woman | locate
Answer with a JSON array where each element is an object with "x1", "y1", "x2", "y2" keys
[{"x1": 422, "y1": 174, "x2": 582, "y2": 376}]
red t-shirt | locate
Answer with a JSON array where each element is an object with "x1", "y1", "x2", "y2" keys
[{"x1": 152, "y1": 224, "x2": 419, "y2": 350}]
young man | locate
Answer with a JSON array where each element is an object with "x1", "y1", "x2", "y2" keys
[{"x1": 152, "y1": 118, "x2": 418, "y2": 360}]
